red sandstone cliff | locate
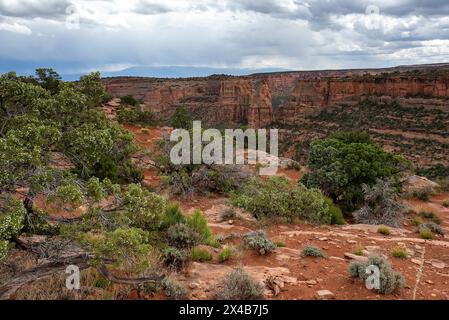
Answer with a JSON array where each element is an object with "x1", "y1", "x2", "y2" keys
[{"x1": 103, "y1": 63, "x2": 449, "y2": 128}]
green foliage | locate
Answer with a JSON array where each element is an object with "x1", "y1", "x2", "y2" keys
[
  {"x1": 0, "y1": 197, "x2": 26, "y2": 240},
  {"x1": 120, "y1": 95, "x2": 139, "y2": 107},
  {"x1": 414, "y1": 187, "x2": 433, "y2": 201},
  {"x1": 231, "y1": 176, "x2": 336, "y2": 224},
  {"x1": 412, "y1": 216, "x2": 424, "y2": 226},
  {"x1": 391, "y1": 247, "x2": 408, "y2": 259},
  {"x1": 0, "y1": 240, "x2": 9, "y2": 260},
  {"x1": 443, "y1": 200, "x2": 449, "y2": 208},
  {"x1": 419, "y1": 211, "x2": 441, "y2": 225},
  {"x1": 324, "y1": 197, "x2": 345, "y2": 225},
  {"x1": 1, "y1": 70, "x2": 139, "y2": 190},
  {"x1": 161, "y1": 203, "x2": 186, "y2": 230},
  {"x1": 417, "y1": 164, "x2": 449, "y2": 180},
  {"x1": 122, "y1": 184, "x2": 167, "y2": 231},
  {"x1": 84, "y1": 227, "x2": 152, "y2": 270},
  {"x1": 218, "y1": 247, "x2": 233, "y2": 263},
  {"x1": 77, "y1": 72, "x2": 107, "y2": 107},
  {"x1": 275, "y1": 241, "x2": 287, "y2": 248},
  {"x1": 377, "y1": 226, "x2": 391, "y2": 235},
  {"x1": 162, "y1": 247, "x2": 190, "y2": 271},
  {"x1": 185, "y1": 209, "x2": 216, "y2": 245},
  {"x1": 94, "y1": 276, "x2": 111, "y2": 289},
  {"x1": 117, "y1": 108, "x2": 156, "y2": 126},
  {"x1": 243, "y1": 230, "x2": 276, "y2": 255},
  {"x1": 301, "y1": 245, "x2": 326, "y2": 258},
  {"x1": 419, "y1": 228, "x2": 433, "y2": 239},
  {"x1": 34, "y1": 68, "x2": 62, "y2": 95},
  {"x1": 191, "y1": 247, "x2": 213, "y2": 262},
  {"x1": 353, "y1": 247, "x2": 364, "y2": 256},
  {"x1": 0, "y1": 198, "x2": 25, "y2": 260},
  {"x1": 349, "y1": 256, "x2": 405, "y2": 295},
  {"x1": 87, "y1": 177, "x2": 107, "y2": 203},
  {"x1": 166, "y1": 223, "x2": 201, "y2": 249},
  {"x1": 216, "y1": 269, "x2": 264, "y2": 300},
  {"x1": 162, "y1": 277, "x2": 188, "y2": 300},
  {"x1": 417, "y1": 223, "x2": 444, "y2": 236},
  {"x1": 53, "y1": 183, "x2": 84, "y2": 209},
  {"x1": 302, "y1": 133, "x2": 408, "y2": 210},
  {"x1": 221, "y1": 208, "x2": 237, "y2": 221},
  {"x1": 171, "y1": 106, "x2": 193, "y2": 129},
  {"x1": 353, "y1": 178, "x2": 408, "y2": 228}
]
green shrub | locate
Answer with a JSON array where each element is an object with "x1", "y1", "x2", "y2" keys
[
  {"x1": 161, "y1": 203, "x2": 185, "y2": 230},
  {"x1": 117, "y1": 108, "x2": 155, "y2": 126},
  {"x1": 186, "y1": 209, "x2": 216, "y2": 246},
  {"x1": 162, "y1": 247, "x2": 190, "y2": 271},
  {"x1": 122, "y1": 184, "x2": 166, "y2": 231},
  {"x1": 218, "y1": 247, "x2": 233, "y2": 263},
  {"x1": 349, "y1": 256, "x2": 405, "y2": 295},
  {"x1": 84, "y1": 227, "x2": 152, "y2": 271},
  {"x1": 443, "y1": 200, "x2": 449, "y2": 208},
  {"x1": 162, "y1": 277, "x2": 188, "y2": 300},
  {"x1": 325, "y1": 197, "x2": 345, "y2": 225},
  {"x1": 414, "y1": 187, "x2": 433, "y2": 201},
  {"x1": 302, "y1": 133, "x2": 408, "y2": 210},
  {"x1": 231, "y1": 176, "x2": 336, "y2": 225},
  {"x1": 417, "y1": 223, "x2": 444, "y2": 236},
  {"x1": 166, "y1": 223, "x2": 201, "y2": 248},
  {"x1": 216, "y1": 269, "x2": 264, "y2": 300},
  {"x1": 301, "y1": 245, "x2": 326, "y2": 258},
  {"x1": 377, "y1": 226, "x2": 391, "y2": 235},
  {"x1": 171, "y1": 106, "x2": 192, "y2": 129},
  {"x1": 0, "y1": 197, "x2": 25, "y2": 241},
  {"x1": 191, "y1": 248, "x2": 213, "y2": 262},
  {"x1": 221, "y1": 208, "x2": 237, "y2": 221},
  {"x1": 412, "y1": 217, "x2": 424, "y2": 226},
  {"x1": 391, "y1": 247, "x2": 408, "y2": 259},
  {"x1": 275, "y1": 241, "x2": 287, "y2": 248},
  {"x1": 0, "y1": 240, "x2": 9, "y2": 260},
  {"x1": 353, "y1": 178, "x2": 407, "y2": 228},
  {"x1": 353, "y1": 246, "x2": 364, "y2": 256},
  {"x1": 94, "y1": 276, "x2": 111, "y2": 289},
  {"x1": 243, "y1": 230, "x2": 276, "y2": 255},
  {"x1": 420, "y1": 211, "x2": 441, "y2": 225},
  {"x1": 120, "y1": 95, "x2": 139, "y2": 106},
  {"x1": 419, "y1": 228, "x2": 433, "y2": 240}
]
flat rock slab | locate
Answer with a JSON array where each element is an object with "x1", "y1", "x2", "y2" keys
[
  {"x1": 342, "y1": 224, "x2": 410, "y2": 235},
  {"x1": 316, "y1": 290, "x2": 335, "y2": 300},
  {"x1": 344, "y1": 253, "x2": 369, "y2": 263}
]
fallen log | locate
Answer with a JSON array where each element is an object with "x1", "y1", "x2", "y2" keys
[
  {"x1": 0, "y1": 253, "x2": 92, "y2": 300},
  {"x1": 0, "y1": 254, "x2": 164, "y2": 300},
  {"x1": 1, "y1": 236, "x2": 165, "y2": 300}
]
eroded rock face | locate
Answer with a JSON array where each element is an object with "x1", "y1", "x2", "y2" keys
[
  {"x1": 275, "y1": 74, "x2": 449, "y2": 124},
  {"x1": 104, "y1": 76, "x2": 273, "y2": 128},
  {"x1": 103, "y1": 64, "x2": 449, "y2": 129}
]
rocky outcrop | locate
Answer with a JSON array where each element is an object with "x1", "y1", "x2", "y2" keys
[{"x1": 248, "y1": 80, "x2": 273, "y2": 128}]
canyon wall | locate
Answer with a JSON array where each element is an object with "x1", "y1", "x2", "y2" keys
[
  {"x1": 276, "y1": 74, "x2": 449, "y2": 124},
  {"x1": 103, "y1": 64, "x2": 449, "y2": 128}
]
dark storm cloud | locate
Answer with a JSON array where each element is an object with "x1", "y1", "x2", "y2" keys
[
  {"x1": 132, "y1": 1, "x2": 173, "y2": 15},
  {"x1": 0, "y1": 0, "x2": 71, "y2": 19}
]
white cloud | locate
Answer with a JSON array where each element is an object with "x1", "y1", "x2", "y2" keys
[{"x1": 0, "y1": 21, "x2": 32, "y2": 35}]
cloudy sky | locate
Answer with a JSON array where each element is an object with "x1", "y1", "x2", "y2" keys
[{"x1": 1, "y1": 0, "x2": 449, "y2": 78}]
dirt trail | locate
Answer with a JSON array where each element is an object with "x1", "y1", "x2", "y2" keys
[{"x1": 128, "y1": 124, "x2": 449, "y2": 300}]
